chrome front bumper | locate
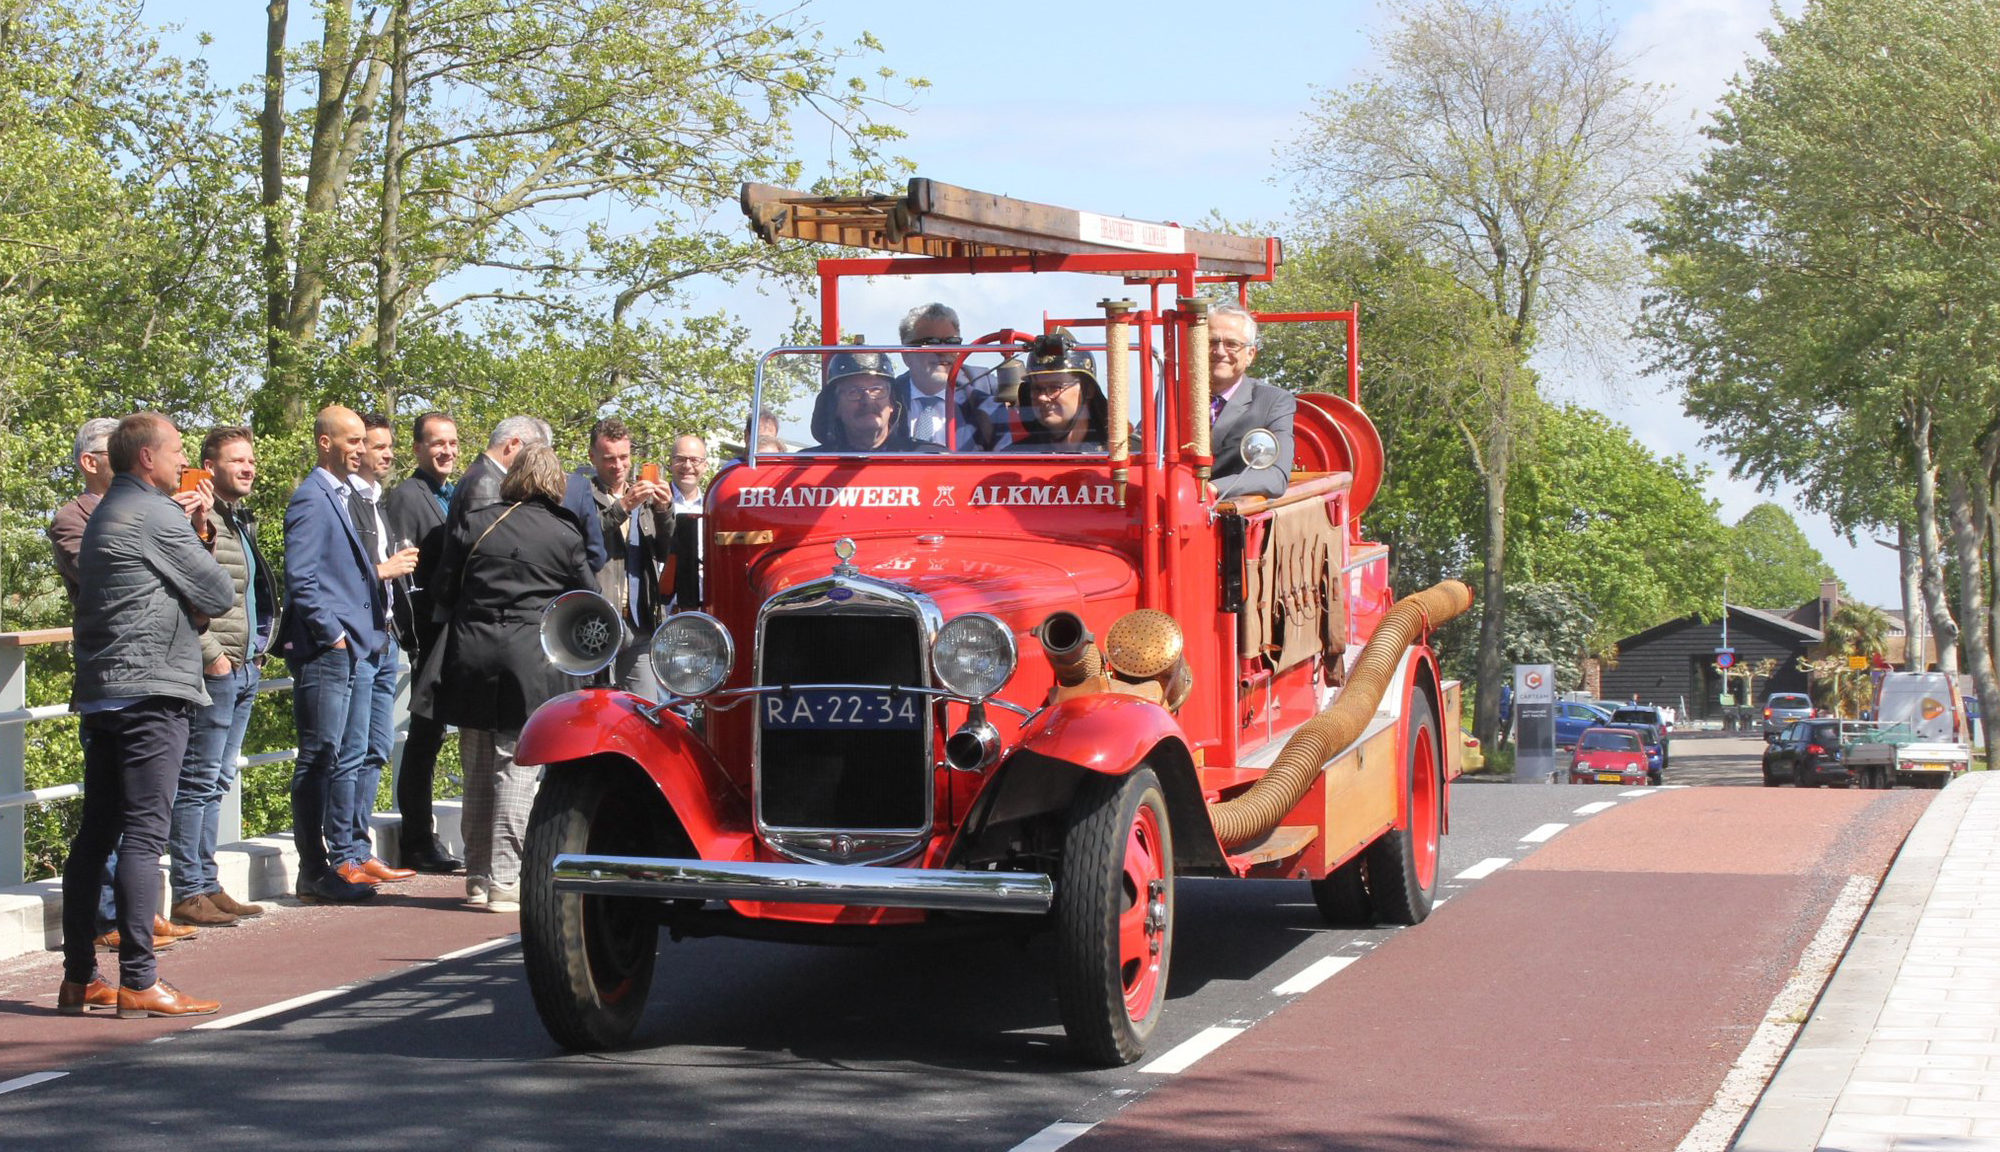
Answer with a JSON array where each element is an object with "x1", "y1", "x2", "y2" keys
[{"x1": 550, "y1": 854, "x2": 1054, "y2": 915}]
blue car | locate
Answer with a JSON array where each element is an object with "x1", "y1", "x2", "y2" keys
[{"x1": 1555, "y1": 701, "x2": 1613, "y2": 748}]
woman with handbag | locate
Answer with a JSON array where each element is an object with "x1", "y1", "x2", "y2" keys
[{"x1": 410, "y1": 445, "x2": 591, "y2": 913}]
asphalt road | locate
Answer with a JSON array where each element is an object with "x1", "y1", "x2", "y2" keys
[
  {"x1": 0, "y1": 733, "x2": 1926, "y2": 1151},
  {"x1": 0, "y1": 781, "x2": 1664, "y2": 1150}
]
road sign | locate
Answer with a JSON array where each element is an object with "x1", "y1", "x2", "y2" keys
[
  {"x1": 1847, "y1": 655, "x2": 1868, "y2": 670},
  {"x1": 1715, "y1": 647, "x2": 1737, "y2": 669}
]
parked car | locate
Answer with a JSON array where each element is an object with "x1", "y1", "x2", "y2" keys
[
  {"x1": 1569, "y1": 727, "x2": 1651, "y2": 786},
  {"x1": 1605, "y1": 707, "x2": 1667, "y2": 783},
  {"x1": 1555, "y1": 701, "x2": 1613, "y2": 748},
  {"x1": 1762, "y1": 719, "x2": 1852, "y2": 788},
  {"x1": 1763, "y1": 692, "x2": 1815, "y2": 735}
]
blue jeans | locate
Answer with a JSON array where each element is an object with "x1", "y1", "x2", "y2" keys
[
  {"x1": 289, "y1": 643, "x2": 378, "y2": 882},
  {"x1": 168, "y1": 662, "x2": 260, "y2": 902},
  {"x1": 335, "y1": 639, "x2": 399, "y2": 866}
]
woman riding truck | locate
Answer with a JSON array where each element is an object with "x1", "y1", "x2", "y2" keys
[{"x1": 1011, "y1": 331, "x2": 1115, "y2": 452}]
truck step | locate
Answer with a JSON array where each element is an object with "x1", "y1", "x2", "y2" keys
[{"x1": 1228, "y1": 825, "x2": 1320, "y2": 869}]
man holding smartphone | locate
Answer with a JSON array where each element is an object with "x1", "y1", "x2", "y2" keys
[
  {"x1": 166, "y1": 427, "x2": 279, "y2": 927},
  {"x1": 580, "y1": 417, "x2": 673, "y2": 697}
]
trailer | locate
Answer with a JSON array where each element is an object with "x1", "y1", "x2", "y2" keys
[
  {"x1": 1843, "y1": 672, "x2": 1973, "y2": 789},
  {"x1": 513, "y1": 178, "x2": 1473, "y2": 1063}
]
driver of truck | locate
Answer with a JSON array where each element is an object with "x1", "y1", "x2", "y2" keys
[
  {"x1": 1011, "y1": 331, "x2": 1112, "y2": 452},
  {"x1": 1206, "y1": 300, "x2": 1296, "y2": 501},
  {"x1": 892, "y1": 303, "x2": 1012, "y2": 451},
  {"x1": 809, "y1": 351, "x2": 937, "y2": 453}
]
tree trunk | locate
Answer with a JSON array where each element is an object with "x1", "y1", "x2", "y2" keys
[
  {"x1": 1472, "y1": 427, "x2": 1508, "y2": 749},
  {"x1": 374, "y1": 0, "x2": 409, "y2": 415},
  {"x1": 257, "y1": 0, "x2": 292, "y2": 432},
  {"x1": 1897, "y1": 519, "x2": 1924, "y2": 670},
  {"x1": 1910, "y1": 404, "x2": 1961, "y2": 672},
  {"x1": 286, "y1": 4, "x2": 386, "y2": 356},
  {"x1": 1944, "y1": 468, "x2": 1999, "y2": 772}
]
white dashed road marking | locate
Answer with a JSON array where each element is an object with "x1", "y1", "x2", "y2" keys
[
  {"x1": 1453, "y1": 857, "x2": 1511, "y2": 881},
  {"x1": 0, "y1": 1072, "x2": 67, "y2": 1095},
  {"x1": 1521, "y1": 822, "x2": 1568, "y2": 843},
  {"x1": 192, "y1": 986, "x2": 350, "y2": 1031},
  {"x1": 1139, "y1": 1024, "x2": 1247, "y2": 1074},
  {"x1": 1620, "y1": 788, "x2": 1656, "y2": 797},
  {"x1": 1009, "y1": 1121, "x2": 1098, "y2": 1152},
  {"x1": 437, "y1": 934, "x2": 520, "y2": 962},
  {"x1": 1574, "y1": 801, "x2": 1618, "y2": 815},
  {"x1": 1273, "y1": 955, "x2": 1357, "y2": 996}
]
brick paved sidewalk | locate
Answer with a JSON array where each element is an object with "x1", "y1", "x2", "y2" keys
[{"x1": 1736, "y1": 770, "x2": 2000, "y2": 1152}]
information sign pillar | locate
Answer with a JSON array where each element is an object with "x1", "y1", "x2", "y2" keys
[{"x1": 1513, "y1": 663, "x2": 1556, "y2": 784}]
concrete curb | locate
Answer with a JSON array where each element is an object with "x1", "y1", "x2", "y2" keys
[
  {"x1": 1731, "y1": 773, "x2": 1991, "y2": 1151},
  {"x1": 0, "y1": 802, "x2": 464, "y2": 963}
]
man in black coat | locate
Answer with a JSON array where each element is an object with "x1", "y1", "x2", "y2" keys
[
  {"x1": 446, "y1": 416, "x2": 605, "y2": 576},
  {"x1": 381, "y1": 410, "x2": 465, "y2": 873}
]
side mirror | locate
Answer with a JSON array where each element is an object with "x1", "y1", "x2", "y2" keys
[
  {"x1": 1764, "y1": 731, "x2": 1781, "y2": 744},
  {"x1": 1240, "y1": 427, "x2": 1280, "y2": 470}
]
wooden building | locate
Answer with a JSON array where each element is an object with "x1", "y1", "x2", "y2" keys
[{"x1": 1601, "y1": 605, "x2": 1821, "y2": 720}]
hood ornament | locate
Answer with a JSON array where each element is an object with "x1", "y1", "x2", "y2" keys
[{"x1": 832, "y1": 537, "x2": 859, "y2": 578}]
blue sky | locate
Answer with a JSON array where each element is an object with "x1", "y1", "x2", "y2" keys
[{"x1": 141, "y1": 0, "x2": 1899, "y2": 611}]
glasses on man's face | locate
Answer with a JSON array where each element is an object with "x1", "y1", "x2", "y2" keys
[
  {"x1": 907, "y1": 336, "x2": 962, "y2": 348},
  {"x1": 1211, "y1": 338, "x2": 1254, "y2": 355},
  {"x1": 838, "y1": 383, "x2": 890, "y2": 403},
  {"x1": 1026, "y1": 380, "x2": 1080, "y2": 401},
  {"x1": 670, "y1": 455, "x2": 707, "y2": 466}
]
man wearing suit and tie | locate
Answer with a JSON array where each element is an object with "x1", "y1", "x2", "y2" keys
[
  {"x1": 278, "y1": 406, "x2": 413, "y2": 903},
  {"x1": 1204, "y1": 301, "x2": 1297, "y2": 501}
]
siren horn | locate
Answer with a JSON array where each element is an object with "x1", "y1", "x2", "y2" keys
[{"x1": 540, "y1": 590, "x2": 626, "y2": 677}]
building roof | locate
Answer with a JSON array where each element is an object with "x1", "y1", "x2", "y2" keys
[{"x1": 1731, "y1": 603, "x2": 1824, "y2": 643}]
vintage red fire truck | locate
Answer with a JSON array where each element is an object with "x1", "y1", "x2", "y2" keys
[{"x1": 517, "y1": 178, "x2": 1472, "y2": 1064}]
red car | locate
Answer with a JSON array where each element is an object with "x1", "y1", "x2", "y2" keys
[{"x1": 1569, "y1": 728, "x2": 1650, "y2": 785}]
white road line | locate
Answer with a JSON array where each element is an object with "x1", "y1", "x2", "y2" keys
[
  {"x1": 1521, "y1": 823, "x2": 1568, "y2": 843},
  {"x1": 437, "y1": 933, "x2": 520, "y2": 962},
  {"x1": 1008, "y1": 1121, "x2": 1098, "y2": 1152},
  {"x1": 1138, "y1": 1025, "x2": 1246, "y2": 1074},
  {"x1": 0, "y1": 1072, "x2": 67, "y2": 1096},
  {"x1": 1619, "y1": 788, "x2": 1656, "y2": 797},
  {"x1": 1453, "y1": 857, "x2": 1511, "y2": 881},
  {"x1": 1674, "y1": 874, "x2": 1878, "y2": 1152},
  {"x1": 1574, "y1": 801, "x2": 1617, "y2": 815},
  {"x1": 191, "y1": 986, "x2": 349, "y2": 1031},
  {"x1": 1273, "y1": 955, "x2": 1357, "y2": 996}
]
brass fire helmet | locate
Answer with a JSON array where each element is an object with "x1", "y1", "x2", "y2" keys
[{"x1": 1104, "y1": 609, "x2": 1192, "y2": 711}]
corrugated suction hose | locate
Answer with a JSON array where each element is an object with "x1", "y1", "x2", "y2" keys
[{"x1": 1207, "y1": 580, "x2": 1475, "y2": 849}]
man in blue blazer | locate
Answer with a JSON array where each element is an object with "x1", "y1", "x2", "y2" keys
[
  {"x1": 1206, "y1": 301, "x2": 1297, "y2": 501},
  {"x1": 277, "y1": 406, "x2": 386, "y2": 904}
]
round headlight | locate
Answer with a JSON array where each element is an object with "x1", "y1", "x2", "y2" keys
[
  {"x1": 931, "y1": 613, "x2": 1017, "y2": 700},
  {"x1": 648, "y1": 613, "x2": 734, "y2": 698}
]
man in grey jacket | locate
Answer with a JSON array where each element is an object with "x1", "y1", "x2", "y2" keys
[
  {"x1": 59, "y1": 412, "x2": 233, "y2": 1019},
  {"x1": 1205, "y1": 301, "x2": 1297, "y2": 501},
  {"x1": 166, "y1": 426, "x2": 279, "y2": 928}
]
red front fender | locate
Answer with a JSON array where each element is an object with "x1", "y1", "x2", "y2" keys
[
  {"x1": 516, "y1": 689, "x2": 749, "y2": 853},
  {"x1": 1012, "y1": 692, "x2": 1185, "y2": 775}
]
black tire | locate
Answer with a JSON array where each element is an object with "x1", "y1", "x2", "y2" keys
[
  {"x1": 1310, "y1": 854, "x2": 1373, "y2": 926},
  {"x1": 1056, "y1": 767, "x2": 1173, "y2": 1066},
  {"x1": 1762, "y1": 770, "x2": 1782, "y2": 787},
  {"x1": 521, "y1": 764, "x2": 663, "y2": 1051},
  {"x1": 1364, "y1": 692, "x2": 1442, "y2": 926}
]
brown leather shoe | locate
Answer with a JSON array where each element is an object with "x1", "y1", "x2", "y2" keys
[
  {"x1": 56, "y1": 977, "x2": 117, "y2": 1015},
  {"x1": 360, "y1": 857, "x2": 416, "y2": 882},
  {"x1": 335, "y1": 860, "x2": 383, "y2": 886},
  {"x1": 93, "y1": 930, "x2": 177, "y2": 951},
  {"x1": 170, "y1": 894, "x2": 239, "y2": 928},
  {"x1": 207, "y1": 889, "x2": 265, "y2": 918},
  {"x1": 154, "y1": 915, "x2": 198, "y2": 940},
  {"x1": 117, "y1": 980, "x2": 220, "y2": 1019}
]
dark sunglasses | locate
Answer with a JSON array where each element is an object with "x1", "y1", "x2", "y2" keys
[{"x1": 907, "y1": 336, "x2": 963, "y2": 348}]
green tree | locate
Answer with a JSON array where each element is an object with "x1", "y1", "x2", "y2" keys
[
  {"x1": 1636, "y1": 0, "x2": 2000, "y2": 765},
  {"x1": 1725, "y1": 503, "x2": 1836, "y2": 611},
  {"x1": 1288, "y1": 0, "x2": 1675, "y2": 747}
]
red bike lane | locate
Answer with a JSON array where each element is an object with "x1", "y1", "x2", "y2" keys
[{"x1": 1073, "y1": 787, "x2": 1930, "y2": 1152}]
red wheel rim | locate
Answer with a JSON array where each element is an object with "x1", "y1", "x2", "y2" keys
[
  {"x1": 1411, "y1": 723, "x2": 1440, "y2": 889},
  {"x1": 1118, "y1": 800, "x2": 1168, "y2": 1020}
]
